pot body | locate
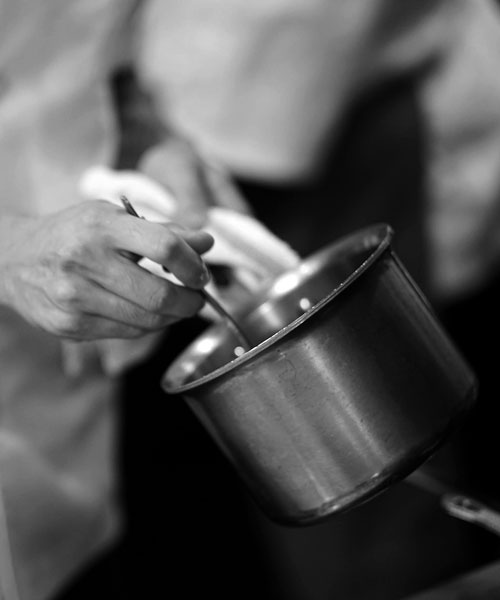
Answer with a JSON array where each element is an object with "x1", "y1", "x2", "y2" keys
[{"x1": 162, "y1": 224, "x2": 477, "y2": 525}]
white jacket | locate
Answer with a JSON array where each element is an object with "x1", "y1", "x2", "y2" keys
[
  {"x1": 136, "y1": 0, "x2": 500, "y2": 301},
  {"x1": 0, "y1": 1, "x2": 135, "y2": 598}
]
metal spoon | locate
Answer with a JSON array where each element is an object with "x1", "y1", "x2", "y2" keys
[{"x1": 120, "y1": 195, "x2": 251, "y2": 352}]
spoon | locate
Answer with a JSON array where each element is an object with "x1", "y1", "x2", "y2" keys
[{"x1": 120, "y1": 195, "x2": 251, "y2": 352}]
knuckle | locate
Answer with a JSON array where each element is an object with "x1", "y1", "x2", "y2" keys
[
  {"x1": 76, "y1": 203, "x2": 115, "y2": 246},
  {"x1": 156, "y1": 233, "x2": 183, "y2": 264},
  {"x1": 78, "y1": 208, "x2": 102, "y2": 233},
  {"x1": 54, "y1": 235, "x2": 83, "y2": 271},
  {"x1": 52, "y1": 279, "x2": 80, "y2": 309},
  {"x1": 57, "y1": 246, "x2": 84, "y2": 272},
  {"x1": 148, "y1": 282, "x2": 172, "y2": 313},
  {"x1": 55, "y1": 236, "x2": 95, "y2": 272},
  {"x1": 79, "y1": 200, "x2": 113, "y2": 228}
]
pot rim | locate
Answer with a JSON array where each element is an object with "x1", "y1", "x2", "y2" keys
[{"x1": 162, "y1": 222, "x2": 394, "y2": 394}]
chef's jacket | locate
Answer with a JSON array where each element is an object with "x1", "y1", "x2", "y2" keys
[
  {"x1": 135, "y1": 0, "x2": 500, "y2": 302},
  {"x1": 0, "y1": 1, "x2": 136, "y2": 599},
  {"x1": 0, "y1": 2, "x2": 299, "y2": 597}
]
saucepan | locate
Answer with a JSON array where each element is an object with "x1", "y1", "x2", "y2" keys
[{"x1": 162, "y1": 223, "x2": 477, "y2": 526}]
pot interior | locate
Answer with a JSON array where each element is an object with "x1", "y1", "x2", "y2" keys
[{"x1": 164, "y1": 224, "x2": 392, "y2": 390}]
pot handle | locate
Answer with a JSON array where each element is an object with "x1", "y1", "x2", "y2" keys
[
  {"x1": 407, "y1": 471, "x2": 500, "y2": 538},
  {"x1": 441, "y1": 494, "x2": 500, "y2": 538}
]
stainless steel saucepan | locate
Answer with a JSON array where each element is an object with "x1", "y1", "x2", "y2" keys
[{"x1": 162, "y1": 223, "x2": 477, "y2": 526}]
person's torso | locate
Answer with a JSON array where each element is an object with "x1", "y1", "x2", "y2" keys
[{"x1": 0, "y1": 0, "x2": 135, "y2": 215}]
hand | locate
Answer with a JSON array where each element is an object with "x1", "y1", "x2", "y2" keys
[
  {"x1": 79, "y1": 165, "x2": 300, "y2": 324},
  {"x1": 0, "y1": 200, "x2": 213, "y2": 340}
]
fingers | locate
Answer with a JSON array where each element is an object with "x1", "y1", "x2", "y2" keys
[
  {"x1": 164, "y1": 222, "x2": 214, "y2": 254},
  {"x1": 88, "y1": 255, "x2": 207, "y2": 318},
  {"x1": 52, "y1": 313, "x2": 147, "y2": 341},
  {"x1": 43, "y1": 271, "x2": 206, "y2": 340},
  {"x1": 57, "y1": 204, "x2": 213, "y2": 333},
  {"x1": 111, "y1": 216, "x2": 214, "y2": 289}
]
